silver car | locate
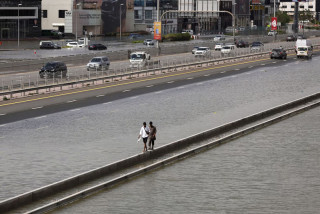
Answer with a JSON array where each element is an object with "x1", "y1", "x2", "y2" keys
[{"x1": 87, "y1": 56, "x2": 110, "y2": 71}]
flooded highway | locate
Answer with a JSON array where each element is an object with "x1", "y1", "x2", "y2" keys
[
  {"x1": 0, "y1": 54, "x2": 320, "y2": 204},
  {"x1": 56, "y1": 107, "x2": 320, "y2": 214}
]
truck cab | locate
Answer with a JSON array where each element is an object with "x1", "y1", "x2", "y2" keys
[{"x1": 129, "y1": 51, "x2": 151, "y2": 68}]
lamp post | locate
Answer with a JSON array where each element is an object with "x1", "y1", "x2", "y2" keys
[
  {"x1": 156, "y1": 0, "x2": 160, "y2": 48},
  {"x1": 120, "y1": 4, "x2": 124, "y2": 40},
  {"x1": 18, "y1": 3, "x2": 22, "y2": 49},
  {"x1": 93, "y1": 3, "x2": 97, "y2": 41},
  {"x1": 233, "y1": 3, "x2": 237, "y2": 43},
  {"x1": 76, "y1": 3, "x2": 81, "y2": 41}
]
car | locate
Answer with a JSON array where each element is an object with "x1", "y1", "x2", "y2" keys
[
  {"x1": 221, "y1": 46, "x2": 234, "y2": 54},
  {"x1": 238, "y1": 26, "x2": 246, "y2": 32},
  {"x1": 194, "y1": 47, "x2": 211, "y2": 57},
  {"x1": 251, "y1": 42, "x2": 264, "y2": 51},
  {"x1": 192, "y1": 46, "x2": 199, "y2": 54},
  {"x1": 236, "y1": 40, "x2": 249, "y2": 48},
  {"x1": 39, "y1": 61, "x2": 67, "y2": 78},
  {"x1": 143, "y1": 39, "x2": 154, "y2": 46},
  {"x1": 87, "y1": 56, "x2": 110, "y2": 71},
  {"x1": 225, "y1": 26, "x2": 238, "y2": 33},
  {"x1": 128, "y1": 33, "x2": 142, "y2": 40},
  {"x1": 286, "y1": 35, "x2": 297, "y2": 42},
  {"x1": 214, "y1": 43, "x2": 224, "y2": 51},
  {"x1": 182, "y1": 29, "x2": 194, "y2": 35},
  {"x1": 50, "y1": 30, "x2": 64, "y2": 38},
  {"x1": 297, "y1": 35, "x2": 306, "y2": 40},
  {"x1": 88, "y1": 44, "x2": 107, "y2": 50},
  {"x1": 213, "y1": 35, "x2": 225, "y2": 42},
  {"x1": 270, "y1": 48, "x2": 287, "y2": 59},
  {"x1": 268, "y1": 30, "x2": 277, "y2": 36},
  {"x1": 66, "y1": 42, "x2": 84, "y2": 48},
  {"x1": 39, "y1": 41, "x2": 61, "y2": 49}
]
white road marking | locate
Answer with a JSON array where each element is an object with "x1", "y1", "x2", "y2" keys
[
  {"x1": 248, "y1": 66, "x2": 253, "y2": 68},
  {"x1": 155, "y1": 91, "x2": 163, "y2": 94},
  {"x1": 103, "y1": 102, "x2": 112, "y2": 105},
  {"x1": 0, "y1": 124, "x2": 6, "y2": 127},
  {"x1": 234, "y1": 68, "x2": 240, "y2": 71},
  {"x1": 167, "y1": 81, "x2": 174, "y2": 84},
  {"x1": 261, "y1": 64, "x2": 265, "y2": 66},
  {"x1": 146, "y1": 85, "x2": 154, "y2": 87},
  {"x1": 196, "y1": 82, "x2": 203, "y2": 85},
  {"x1": 283, "y1": 60, "x2": 287, "y2": 61},
  {"x1": 272, "y1": 61, "x2": 277, "y2": 63},
  {"x1": 130, "y1": 96, "x2": 138, "y2": 99},
  {"x1": 123, "y1": 89, "x2": 131, "y2": 92},
  {"x1": 220, "y1": 71, "x2": 226, "y2": 74},
  {"x1": 34, "y1": 116, "x2": 47, "y2": 120},
  {"x1": 177, "y1": 86, "x2": 185, "y2": 89},
  {"x1": 187, "y1": 77, "x2": 194, "y2": 80},
  {"x1": 0, "y1": 113, "x2": 6, "y2": 116},
  {"x1": 96, "y1": 95, "x2": 105, "y2": 97},
  {"x1": 32, "y1": 106, "x2": 43, "y2": 110},
  {"x1": 67, "y1": 100, "x2": 77, "y2": 103},
  {"x1": 70, "y1": 109, "x2": 81, "y2": 112}
]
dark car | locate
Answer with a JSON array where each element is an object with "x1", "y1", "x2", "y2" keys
[
  {"x1": 88, "y1": 44, "x2": 107, "y2": 50},
  {"x1": 40, "y1": 41, "x2": 61, "y2": 49},
  {"x1": 286, "y1": 35, "x2": 297, "y2": 42},
  {"x1": 270, "y1": 48, "x2": 287, "y2": 59},
  {"x1": 39, "y1": 61, "x2": 67, "y2": 78},
  {"x1": 236, "y1": 40, "x2": 249, "y2": 48}
]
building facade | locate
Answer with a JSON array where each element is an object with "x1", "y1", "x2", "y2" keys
[{"x1": 0, "y1": 0, "x2": 42, "y2": 39}]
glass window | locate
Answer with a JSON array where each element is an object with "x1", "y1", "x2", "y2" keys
[
  {"x1": 134, "y1": 0, "x2": 144, "y2": 7},
  {"x1": 134, "y1": 10, "x2": 142, "y2": 19},
  {"x1": 145, "y1": 10, "x2": 152, "y2": 19},
  {"x1": 59, "y1": 10, "x2": 66, "y2": 18},
  {"x1": 42, "y1": 10, "x2": 47, "y2": 18}
]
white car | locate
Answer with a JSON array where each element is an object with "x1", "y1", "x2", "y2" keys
[
  {"x1": 194, "y1": 47, "x2": 211, "y2": 57},
  {"x1": 213, "y1": 35, "x2": 225, "y2": 42},
  {"x1": 143, "y1": 39, "x2": 154, "y2": 46},
  {"x1": 87, "y1": 56, "x2": 110, "y2": 71},
  {"x1": 214, "y1": 43, "x2": 224, "y2": 51},
  {"x1": 192, "y1": 46, "x2": 199, "y2": 54},
  {"x1": 66, "y1": 42, "x2": 84, "y2": 48},
  {"x1": 221, "y1": 46, "x2": 234, "y2": 54}
]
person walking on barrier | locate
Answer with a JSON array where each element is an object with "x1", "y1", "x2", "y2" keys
[
  {"x1": 138, "y1": 122, "x2": 150, "y2": 152},
  {"x1": 148, "y1": 121, "x2": 157, "y2": 150}
]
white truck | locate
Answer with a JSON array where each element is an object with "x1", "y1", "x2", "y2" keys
[
  {"x1": 129, "y1": 51, "x2": 151, "y2": 68},
  {"x1": 295, "y1": 39, "x2": 313, "y2": 59}
]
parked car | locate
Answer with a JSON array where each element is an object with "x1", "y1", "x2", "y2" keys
[
  {"x1": 286, "y1": 35, "x2": 297, "y2": 42},
  {"x1": 270, "y1": 48, "x2": 287, "y2": 59},
  {"x1": 192, "y1": 46, "x2": 199, "y2": 54},
  {"x1": 225, "y1": 26, "x2": 238, "y2": 33},
  {"x1": 143, "y1": 39, "x2": 154, "y2": 46},
  {"x1": 66, "y1": 42, "x2": 84, "y2": 48},
  {"x1": 214, "y1": 43, "x2": 224, "y2": 51},
  {"x1": 213, "y1": 35, "x2": 225, "y2": 42},
  {"x1": 238, "y1": 26, "x2": 246, "y2": 32},
  {"x1": 236, "y1": 40, "x2": 249, "y2": 48},
  {"x1": 39, "y1": 61, "x2": 67, "y2": 78},
  {"x1": 39, "y1": 41, "x2": 61, "y2": 49},
  {"x1": 88, "y1": 44, "x2": 107, "y2": 50},
  {"x1": 87, "y1": 56, "x2": 110, "y2": 71},
  {"x1": 194, "y1": 47, "x2": 211, "y2": 57}
]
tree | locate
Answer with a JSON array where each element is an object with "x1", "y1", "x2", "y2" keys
[{"x1": 276, "y1": 11, "x2": 291, "y2": 26}]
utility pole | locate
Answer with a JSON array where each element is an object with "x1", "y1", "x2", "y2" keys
[{"x1": 293, "y1": 1, "x2": 299, "y2": 34}]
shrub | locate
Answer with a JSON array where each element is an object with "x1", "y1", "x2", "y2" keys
[{"x1": 163, "y1": 33, "x2": 191, "y2": 42}]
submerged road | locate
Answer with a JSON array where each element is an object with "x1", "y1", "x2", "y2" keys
[{"x1": 0, "y1": 54, "x2": 320, "y2": 202}]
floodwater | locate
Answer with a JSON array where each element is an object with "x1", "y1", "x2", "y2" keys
[
  {"x1": 56, "y1": 107, "x2": 320, "y2": 214},
  {"x1": 0, "y1": 55, "x2": 320, "y2": 201}
]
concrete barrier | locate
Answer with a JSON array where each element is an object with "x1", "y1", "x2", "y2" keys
[{"x1": 1, "y1": 92, "x2": 319, "y2": 213}]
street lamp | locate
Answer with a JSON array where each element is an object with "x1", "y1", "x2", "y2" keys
[
  {"x1": 76, "y1": 3, "x2": 81, "y2": 41},
  {"x1": 120, "y1": 4, "x2": 124, "y2": 40},
  {"x1": 18, "y1": 3, "x2": 22, "y2": 49},
  {"x1": 233, "y1": 3, "x2": 237, "y2": 43},
  {"x1": 93, "y1": 3, "x2": 97, "y2": 41}
]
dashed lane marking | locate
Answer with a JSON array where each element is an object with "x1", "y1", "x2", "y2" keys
[
  {"x1": 204, "y1": 74, "x2": 211, "y2": 76},
  {"x1": 167, "y1": 81, "x2": 174, "y2": 84},
  {"x1": 96, "y1": 95, "x2": 105, "y2": 97},
  {"x1": 261, "y1": 64, "x2": 265, "y2": 66},
  {"x1": 187, "y1": 77, "x2": 194, "y2": 80},
  {"x1": 177, "y1": 86, "x2": 185, "y2": 89},
  {"x1": 70, "y1": 109, "x2": 81, "y2": 112},
  {"x1": 146, "y1": 85, "x2": 154, "y2": 87},
  {"x1": 0, "y1": 113, "x2": 6, "y2": 116},
  {"x1": 31, "y1": 106, "x2": 43, "y2": 110},
  {"x1": 103, "y1": 102, "x2": 112, "y2": 105},
  {"x1": 123, "y1": 89, "x2": 131, "y2": 92},
  {"x1": 155, "y1": 91, "x2": 163, "y2": 94},
  {"x1": 34, "y1": 115, "x2": 47, "y2": 120},
  {"x1": 234, "y1": 68, "x2": 240, "y2": 71},
  {"x1": 248, "y1": 66, "x2": 253, "y2": 68},
  {"x1": 130, "y1": 96, "x2": 138, "y2": 99},
  {"x1": 0, "y1": 124, "x2": 6, "y2": 127},
  {"x1": 67, "y1": 100, "x2": 77, "y2": 103}
]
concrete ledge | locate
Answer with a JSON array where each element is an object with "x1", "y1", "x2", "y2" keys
[{"x1": 1, "y1": 92, "x2": 319, "y2": 213}]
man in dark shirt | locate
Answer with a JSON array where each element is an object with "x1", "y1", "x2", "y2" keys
[{"x1": 148, "y1": 121, "x2": 157, "y2": 150}]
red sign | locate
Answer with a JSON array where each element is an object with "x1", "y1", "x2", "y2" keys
[{"x1": 271, "y1": 17, "x2": 277, "y2": 31}]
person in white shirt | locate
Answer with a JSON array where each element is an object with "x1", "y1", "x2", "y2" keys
[{"x1": 138, "y1": 122, "x2": 150, "y2": 152}]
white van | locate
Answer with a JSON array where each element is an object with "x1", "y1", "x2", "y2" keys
[
  {"x1": 182, "y1": 29, "x2": 194, "y2": 35},
  {"x1": 296, "y1": 39, "x2": 313, "y2": 59}
]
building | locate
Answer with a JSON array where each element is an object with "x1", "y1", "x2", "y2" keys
[
  {"x1": 0, "y1": 0, "x2": 42, "y2": 40},
  {"x1": 279, "y1": 0, "x2": 316, "y2": 18}
]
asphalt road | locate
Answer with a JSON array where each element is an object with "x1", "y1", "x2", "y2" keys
[{"x1": 0, "y1": 51, "x2": 302, "y2": 125}]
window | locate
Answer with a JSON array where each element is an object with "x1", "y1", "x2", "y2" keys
[
  {"x1": 134, "y1": 10, "x2": 142, "y2": 19},
  {"x1": 59, "y1": 10, "x2": 66, "y2": 18},
  {"x1": 309, "y1": 5, "x2": 313, "y2": 9},
  {"x1": 291, "y1": 5, "x2": 294, "y2": 8},
  {"x1": 145, "y1": 10, "x2": 152, "y2": 19},
  {"x1": 299, "y1": 5, "x2": 304, "y2": 9},
  {"x1": 42, "y1": 10, "x2": 47, "y2": 18},
  {"x1": 282, "y1": 5, "x2": 287, "y2": 8}
]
